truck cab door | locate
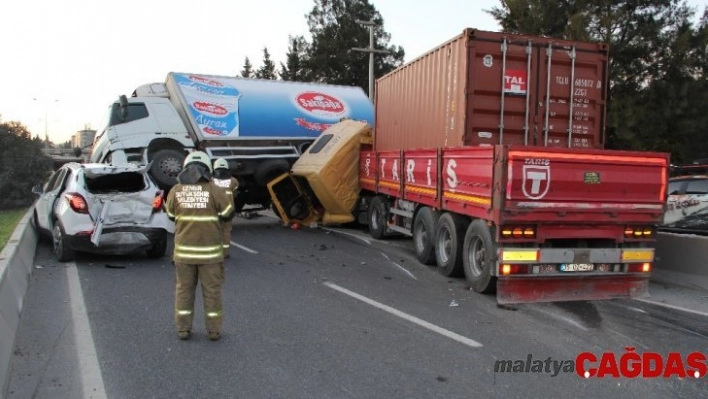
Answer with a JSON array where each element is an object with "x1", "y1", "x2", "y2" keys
[{"x1": 267, "y1": 173, "x2": 318, "y2": 226}]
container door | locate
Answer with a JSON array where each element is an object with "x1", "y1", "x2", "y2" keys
[{"x1": 465, "y1": 31, "x2": 608, "y2": 149}]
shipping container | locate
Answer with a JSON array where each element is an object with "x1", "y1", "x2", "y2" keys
[{"x1": 374, "y1": 29, "x2": 608, "y2": 151}]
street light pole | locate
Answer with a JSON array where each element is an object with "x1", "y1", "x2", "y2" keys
[
  {"x1": 352, "y1": 19, "x2": 390, "y2": 100},
  {"x1": 33, "y1": 98, "x2": 58, "y2": 149}
]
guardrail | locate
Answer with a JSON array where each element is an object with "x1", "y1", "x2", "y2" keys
[
  {"x1": 0, "y1": 209, "x2": 37, "y2": 398},
  {"x1": 653, "y1": 232, "x2": 708, "y2": 291}
]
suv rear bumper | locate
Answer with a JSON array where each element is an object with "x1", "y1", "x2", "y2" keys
[{"x1": 68, "y1": 227, "x2": 168, "y2": 254}]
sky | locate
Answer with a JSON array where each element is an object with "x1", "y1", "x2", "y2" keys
[{"x1": 0, "y1": 0, "x2": 705, "y2": 144}]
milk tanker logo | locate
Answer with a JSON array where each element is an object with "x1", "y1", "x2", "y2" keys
[
  {"x1": 176, "y1": 74, "x2": 240, "y2": 137},
  {"x1": 296, "y1": 92, "x2": 346, "y2": 118},
  {"x1": 193, "y1": 102, "x2": 228, "y2": 116}
]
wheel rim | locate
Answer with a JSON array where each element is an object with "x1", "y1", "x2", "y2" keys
[
  {"x1": 468, "y1": 236, "x2": 485, "y2": 277},
  {"x1": 52, "y1": 225, "x2": 62, "y2": 256},
  {"x1": 437, "y1": 227, "x2": 452, "y2": 264},
  {"x1": 414, "y1": 220, "x2": 427, "y2": 253},
  {"x1": 160, "y1": 157, "x2": 182, "y2": 178},
  {"x1": 370, "y1": 206, "x2": 380, "y2": 231}
]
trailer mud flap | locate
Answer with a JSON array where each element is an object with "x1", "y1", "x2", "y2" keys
[{"x1": 496, "y1": 275, "x2": 650, "y2": 304}]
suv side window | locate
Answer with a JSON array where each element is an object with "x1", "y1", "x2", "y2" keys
[
  {"x1": 43, "y1": 169, "x2": 64, "y2": 192},
  {"x1": 685, "y1": 179, "x2": 708, "y2": 195},
  {"x1": 49, "y1": 168, "x2": 69, "y2": 192}
]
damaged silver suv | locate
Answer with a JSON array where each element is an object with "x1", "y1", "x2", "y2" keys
[{"x1": 32, "y1": 163, "x2": 174, "y2": 262}]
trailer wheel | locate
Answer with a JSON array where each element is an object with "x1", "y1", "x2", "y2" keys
[
  {"x1": 413, "y1": 207, "x2": 440, "y2": 265},
  {"x1": 367, "y1": 196, "x2": 389, "y2": 239},
  {"x1": 462, "y1": 219, "x2": 497, "y2": 294},
  {"x1": 150, "y1": 149, "x2": 185, "y2": 189},
  {"x1": 434, "y1": 213, "x2": 469, "y2": 277}
]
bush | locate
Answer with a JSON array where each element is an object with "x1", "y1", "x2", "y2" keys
[{"x1": 0, "y1": 122, "x2": 53, "y2": 209}]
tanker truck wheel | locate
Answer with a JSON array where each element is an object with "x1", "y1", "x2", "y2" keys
[
  {"x1": 462, "y1": 219, "x2": 497, "y2": 294},
  {"x1": 150, "y1": 149, "x2": 185, "y2": 189},
  {"x1": 367, "y1": 196, "x2": 389, "y2": 239},
  {"x1": 434, "y1": 213, "x2": 469, "y2": 277},
  {"x1": 413, "y1": 207, "x2": 440, "y2": 265}
]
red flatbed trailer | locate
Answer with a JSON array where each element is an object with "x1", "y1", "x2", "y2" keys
[{"x1": 359, "y1": 144, "x2": 668, "y2": 303}]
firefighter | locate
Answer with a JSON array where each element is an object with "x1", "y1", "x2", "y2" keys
[
  {"x1": 165, "y1": 151, "x2": 234, "y2": 341},
  {"x1": 212, "y1": 158, "x2": 239, "y2": 258}
]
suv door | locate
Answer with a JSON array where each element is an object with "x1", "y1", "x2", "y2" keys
[{"x1": 36, "y1": 168, "x2": 68, "y2": 230}]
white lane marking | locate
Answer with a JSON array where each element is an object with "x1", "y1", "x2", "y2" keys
[
  {"x1": 67, "y1": 262, "x2": 107, "y2": 399},
  {"x1": 230, "y1": 241, "x2": 258, "y2": 254},
  {"x1": 324, "y1": 282, "x2": 482, "y2": 348},
  {"x1": 633, "y1": 298, "x2": 708, "y2": 318},
  {"x1": 320, "y1": 227, "x2": 372, "y2": 245},
  {"x1": 381, "y1": 253, "x2": 417, "y2": 280}
]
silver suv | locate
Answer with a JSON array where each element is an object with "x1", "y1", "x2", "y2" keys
[{"x1": 32, "y1": 163, "x2": 174, "y2": 261}]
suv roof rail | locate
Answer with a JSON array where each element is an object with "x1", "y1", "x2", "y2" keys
[{"x1": 670, "y1": 163, "x2": 708, "y2": 176}]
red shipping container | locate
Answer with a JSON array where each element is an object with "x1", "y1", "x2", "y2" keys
[{"x1": 374, "y1": 29, "x2": 609, "y2": 151}]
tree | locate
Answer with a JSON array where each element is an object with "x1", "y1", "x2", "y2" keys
[
  {"x1": 486, "y1": 0, "x2": 708, "y2": 162},
  {"x1": 255, "y1": 47, "x2": 278, "y2": 80},
  {"x1": 73, "y1": 147, "x2": 82, "y2": 157},
  {"x1": 0, "y1": 121, "x2": 53, "y2": 209},
  {"x1": 240, "y1": 57, "x2": 254, "y2": 78},
  {"x1": 304, "y1": 0, "x2": 405, "y2": 96},
  {"x1": 280, "y1": 35, "x2": 311, "y2": 81}
]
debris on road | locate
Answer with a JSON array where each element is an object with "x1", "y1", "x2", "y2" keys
[
  {"x1": 449, "y1": 300, "x2": 460, "y2": 307},
  {"x1": 105, "y1": 264, "x2": 127, "y2": 269}
]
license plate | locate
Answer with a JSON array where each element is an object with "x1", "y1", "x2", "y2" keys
[{"x1": 560, "y1": 263, "x2": 594, "y2": 272}]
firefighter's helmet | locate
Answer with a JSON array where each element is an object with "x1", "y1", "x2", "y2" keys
[
  {"x1": 183, "y1": 151, "x2": 212, "y2": 173},
  {"x1": 214, "y1": 158, "x2": 229, "y2": 171}
]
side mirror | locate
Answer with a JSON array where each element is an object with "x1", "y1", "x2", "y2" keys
[{"x1": 32, "y1": 184, "x2": 43, "y2": 195}]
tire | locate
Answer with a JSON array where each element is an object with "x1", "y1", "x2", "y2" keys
[
  {"x1": 254, "y1": 159, "x2": 290, "y2": 187},
  {"x1": 52, "y1": 221, "x2": 75, "y2": 262},
  {"x1": 146, "y1": 234, "x2": 168, "y2": 259},
  {"x1": 367, "y1": 196, "x2": 389, "y2": 239},
  {"x1": 413, "y1": 207, "x2": 440, "y2": 265},
  {"x1": 434, "y1": 213, "x2": 469, "y2": 277},
  {"x1": 149, "y1": 149, "x2": 186, "y2": 189},
  {"x1": 462, "y1": 219, "x2": 498, "y2": 294}
]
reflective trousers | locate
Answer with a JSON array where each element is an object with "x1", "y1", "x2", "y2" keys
[
  {"x1": 222, "y1": 221, "x2": 232, "y2": 256},
  {"x1": 174, "y1": 262, "x2": 224, "y2": 333}
]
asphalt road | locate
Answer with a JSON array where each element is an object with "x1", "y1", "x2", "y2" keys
[{"x1": 7, "y1": 213, "x2": 708, "y2": 398}]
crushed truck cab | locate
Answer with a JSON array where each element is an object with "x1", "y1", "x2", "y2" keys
[{"x1": 268, "y1": 120, "x2": 373, "y2": 226}]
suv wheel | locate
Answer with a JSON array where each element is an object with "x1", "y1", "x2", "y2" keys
[{"x1": 53, "y1": 221, "x2": 75, "y2": 262}]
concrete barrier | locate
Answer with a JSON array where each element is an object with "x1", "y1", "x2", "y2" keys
[
  {"x1": 653, "y1": 232, "x2": 708, "y2": 291},
  {"x1": 0, "y1": 209, "x2": 37, "y2": 398}
]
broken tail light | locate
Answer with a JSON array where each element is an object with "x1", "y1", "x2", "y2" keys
[
  {"x1": 153, "y1": 192, "x2": 164, "y2": 212},
  {"x1": 65, "y1": 192, "x2": 89, "y2": 214}
]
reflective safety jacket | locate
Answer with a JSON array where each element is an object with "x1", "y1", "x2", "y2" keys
[
  {"x1": 213, "y1": 176, "x2": 239, "y2": 203},
  {"x1": 165, "y1": 181, "x2": 233, "y2": 264}
]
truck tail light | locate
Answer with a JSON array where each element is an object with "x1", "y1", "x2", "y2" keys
[
  {"x1": 624, "y1": 226, "x2": 654, "y2": 238},
  {"x1": 627, "y1": 263, "x2": 652, "y2": 273},
  {"x1": 152, "y1": 191, "x2": 164, "y2": 212},
  {"x1": 65, "y1": 193, "x2": 89, "y2": 214},
  {"x1": 500, "y1": 264, "x2": 530, "y2": 276},
  {"x1": 501, "y1": 226, "x2": 535, "y2": 239}
]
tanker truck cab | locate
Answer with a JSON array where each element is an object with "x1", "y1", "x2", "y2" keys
[{"x1": 89, "y1": 85, "x2": 195, "y2": 189}]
